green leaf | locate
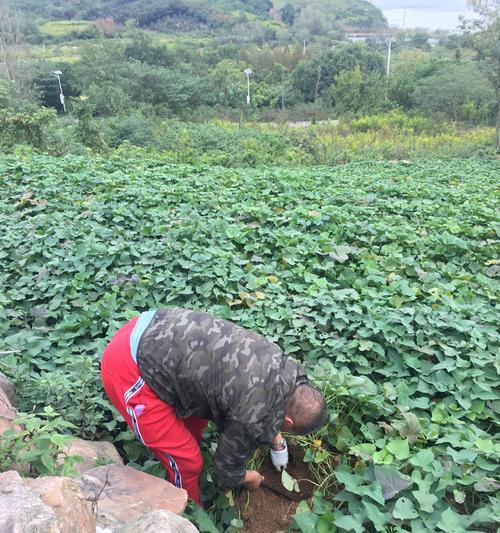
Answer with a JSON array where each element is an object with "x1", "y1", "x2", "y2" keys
[
  {"x1": 474, "y1": 439, "x2": 494, "y2": 453},
  {"x1": 358, "y1": 340, "x2": 373, "y2": 351},
  {"x1": 350, "y1": 443, "x2": 376, "y2": 458},
  {"x1": 386, "y1": 438, "x2": 410, "y2": 460},
  {"x1": 474, "y1": 477, "x2": 500, "y2": 493},
  {"x1": 40, "y1": 453, "x2": 56, "y2": 474},
  {"x1": 412, "y1": 489, "x2": 438, "y2": 513},
  {"x1": 392, "y1": 497, "x2": 418, "y2": 520},
  {"x1": 293, "y1": 511, "x2": 319, "y2": 532},
  {"x1": 312, "y1": 492, "x2": 334, "y2": 515},
  {"x1": 49, "y1": 433, "x2": 71, "y2": 447},
  {"x1": 436, "y1": 507, "x2": 467, "y2": 533},
  {"x1": 189, "y1": 505, "x2": 220, "y2": 533},
  {"x1": 374, "y1": 465, "x2": 413, "y2": 500},
  {"x1": 316, "y1": 511, "x2": 335, "y2": 533},
  {"x1": 295, "y1": 501, "x2": 310, "y2": 514},
  {"x1": 333, "y1": 513, "x2": 364, "y2": 533},
  {"x1": 373, "y1": 449, "x2": 393, "y2": 464},
  {"x1": 398, "y1": 411, "x2": 421, "y2": 444},
  {"x1": 363, "y1": 500, "x2": 389, "y2": 530},
  {"x1": 281, "y1": 469, "x2": 300, "y2": 492},
  {"x1": 409, "y1": 448, "x2": 435, "y2": 469}
]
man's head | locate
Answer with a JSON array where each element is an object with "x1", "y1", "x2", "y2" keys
[{"x1": 282, "y1": 384, "x2": 327, "y2": 434}]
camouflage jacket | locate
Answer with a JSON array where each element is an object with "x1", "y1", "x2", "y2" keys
[{"x1": 136, "y1": 307, "x2": 308, "y2": 490}]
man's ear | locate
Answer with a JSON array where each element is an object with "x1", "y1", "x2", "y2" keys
[{"x1": 284, "y1": 415, "x2": 294, "y2": 427}]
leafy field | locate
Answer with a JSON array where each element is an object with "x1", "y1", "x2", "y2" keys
[{"x1": 0, "y1": 154, "x2": 499, "y2": 532}]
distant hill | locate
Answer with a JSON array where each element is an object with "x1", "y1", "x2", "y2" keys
[
  {"x1": 17, "y1": 0, "x2": 386, "y2": 33},
  {"x1": 17, "y1": 0, "x2": 273, "y2": 24},
  {"x1": 281, "y1": 0, "x2": 386, "y2": 31}
]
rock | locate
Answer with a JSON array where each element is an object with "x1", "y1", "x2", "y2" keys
[
  {"x1": 118, "y1": 510, "x2": 199, "y2": 533},
  {"x1": 79, "y1": 465, "x2": 188, "y2": 528},
  {"x1": 63, "y1": 438, "x2": 123, "y2": 474},
  {"x1": 0, "y1": 415, "x2": 16, "y2": 436},
  {"x1": 0, "y1": 372, "x2": 16, "y2": 406},
  {"x1": 0, "y1": 387, "x2": 17, "y2": 436},
  {"x1": 25, "y1": 476, "x2": 95, "y2": 533},
  {"x1": 0, "y1": 470, "x2": 59, "y2": 533}
]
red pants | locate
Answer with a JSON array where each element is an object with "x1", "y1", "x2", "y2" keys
[{"x1": 101, "y1": 316, "x2": 208, "y2": 505}]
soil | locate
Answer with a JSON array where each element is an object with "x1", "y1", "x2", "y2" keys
[{"x1": 236, "y1": 444, "x2": 317, "y2": 533}]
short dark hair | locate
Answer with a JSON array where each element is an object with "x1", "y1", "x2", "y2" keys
[{"x1": 285, "y1": 384, "x2": 327, "y2": 434}]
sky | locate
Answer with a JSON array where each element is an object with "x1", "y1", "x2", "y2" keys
[
  {"x1": 371, "y1": 1, "x2": 470, "y2": 9},
  {"x1": 370, "y1": 0, "x2": 475, "y2": 29}
]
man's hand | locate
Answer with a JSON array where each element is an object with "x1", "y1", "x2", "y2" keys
[{"x1": 243, "y1": 470, "x2": 264, "y2": 490}]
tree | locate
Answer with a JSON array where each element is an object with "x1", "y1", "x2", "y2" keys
[
  {"x1": 410, "y1": 32, "x2": 431, "y2": 52},
  {"x1": 280, "y1": 4, "x2": 296, "y2": 26},
  {"x1": 331, "y1": 66, "x2": 387, "y2": 117},
  {"x1": 210, "y1": 59, "x2": 247, "y2": 108},
  {"x1": 292, "y1": 43, "x2": 385, "y2": 102},
  {"x1": 412, "y1": 62, "x2": 494, "y2": 123},
  {"x1": 388, "y1": 51, "x2": 444, "y2": 110},
  {"x1": 0, "y1": 0, "x2": 25, "y2": 80},
  {"x1": 464, "y1": 0, "x2": 500, "y2": 151}
]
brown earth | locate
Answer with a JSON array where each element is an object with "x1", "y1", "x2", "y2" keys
[{"x1": 236, "y1": 444, "x2": 317, "y2": 533}]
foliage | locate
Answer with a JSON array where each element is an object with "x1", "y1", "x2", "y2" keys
[
  {"x1": 0, "y1": 406, "x2": 81, "y2": 477},
  {"x1": 182, "y1": 423, "x2": 244, "y2": 532},
  {"x1": 412, "y1": 62, "x2": 495, "y2": 123},
  {"x1": 0, "y1": 154, "x2": 498, "y2": 531},
  {"x1": 291, "y1": 43, "x2": 385, "y2": 102},
  {"x1": 330, "y1": 66, "x2": 388, "y2": 117},
  {"x1": 0, "y1": 105, "x2": 57, "y2": 149},
  {"x1": 462, "y1": 0, "x2": 500, "y2": 152}
]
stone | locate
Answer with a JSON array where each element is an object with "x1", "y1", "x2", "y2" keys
[
  {"x1": 0, "y1": 470, "x2": 59, "y2": 533},
  {"x1": 0, "y1": 372, "x2": 16, "y2": 406},
  {"x1": 25, "y1": 476, "x2": 95, "y2": 533},
  {"x1": 79, "y1": 465, "x2": 188, "y2": 527},
  {"x1": 63, "y1": 438, "x2": 123, "y2": 474},
  {"x1": 0, "y1": 387, "x2": 17, "y2": 436},
  {"x1": 118, "y1": 510, "x2": 199, "y2": 533},
  {"x1": 0, "y1": 415, "x2": 16, "y2": 436}
]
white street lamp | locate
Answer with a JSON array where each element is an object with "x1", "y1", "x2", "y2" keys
[
  {"x1": 386, "y1": 38, "x2": 393, "y2": 77},
  {"x1": 51, "y1": 70, "x2": 66, "y2": 112},
  {"x1": 243, "y1": 68, "x2": 252, "y2": 106}
]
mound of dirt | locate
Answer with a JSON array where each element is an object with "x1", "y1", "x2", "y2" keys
[{"x1": 236, "y1": 444, "x2": 316, "y2": 533}]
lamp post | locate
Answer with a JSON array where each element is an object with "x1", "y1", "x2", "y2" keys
[
  {"x1": 386, "y1": 38, "x2": 393, "y2": 77},
  {"x1": 51, "y1": 70, "x2": 66, "y2": 112},
  {"x1": 243, "y1": 68, "x2": 252, "y2": 106}
]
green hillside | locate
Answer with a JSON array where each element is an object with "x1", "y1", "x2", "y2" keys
[{"x1": 17, "y1": 0, "x2": 386, "y2": 32}]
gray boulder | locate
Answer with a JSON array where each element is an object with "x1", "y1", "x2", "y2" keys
[
  {"x1": 118, "y1": 510, "x2": 199, "y2": 533},
  {"x1": 62, "y1": 438, "x2": 123, "y2": 474},
  {"x1": 0, "y1": 470, "x2": 59, "y2": 533},
  {"x1": 78, "y1": 464, "x2": 189, "y2": 528}
]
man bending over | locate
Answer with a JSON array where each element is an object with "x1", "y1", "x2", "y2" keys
[{"x1": 101, "y1": 307, "x2": 327, "y2": 505}]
